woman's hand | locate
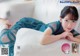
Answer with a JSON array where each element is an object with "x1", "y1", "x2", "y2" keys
[
  {"x1": 66, "y1": 33, "x2": 75, "y2": 41},
  {"x1": 60, "y1": 31, "x2": 72, "y2": 39}
]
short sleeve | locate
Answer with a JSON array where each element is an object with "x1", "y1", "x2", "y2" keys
[
  {"x1": 48, "y1": 21, "x2": 58, "y2": 33},
  {"x1": 71, "y1": 30, "x2": 80, "y2": 37}
]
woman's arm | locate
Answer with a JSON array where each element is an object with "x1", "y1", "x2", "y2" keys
[
  {"x1": 73, "y1": 35, "x2": 80, "y2": 43},
  {"x1": 40, "y1": 27, "x2": 70, "y2": 45},
  {"x1": 67, "y1": 34, "x2": 80, "y2": 43},
  {"x1": 75, "y1": 35, "x2": 80, "y2": 39}
]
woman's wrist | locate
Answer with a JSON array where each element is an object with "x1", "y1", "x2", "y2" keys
[
  {"x1": 57, "y1": 34, "x2": 63, "y2": 39},
  {"x1": 72, "y1": 38, "x2": 78, "y2": 42},
  {"x1": 60, "y1": 33, "x2": 65, "y2": 38}
]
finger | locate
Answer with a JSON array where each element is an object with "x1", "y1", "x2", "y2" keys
[
  {"x1": 65, "y1": 36, "x2": 68, "y2": 39},
  {"x1": 66, "y1": 36, "x2": 71, "y2": 40},
  {"x1": 68, "y1": 32, "x2": 73, "y2": 36}
]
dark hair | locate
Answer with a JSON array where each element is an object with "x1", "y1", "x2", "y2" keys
[{"x1": 60, "y1": 6, "x2": 79, "y2": 21}]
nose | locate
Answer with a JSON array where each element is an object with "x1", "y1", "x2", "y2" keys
[{"x1": 67, "y1": 23, "x2": 72, "y2": 28}]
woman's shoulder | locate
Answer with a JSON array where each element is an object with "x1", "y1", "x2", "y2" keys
[
  {"x1": 46, "y1": 21, "x2": 61, "y2": 32},
  {"x1": 47, "y1": 20, "x2": 61, "y2": 26}
]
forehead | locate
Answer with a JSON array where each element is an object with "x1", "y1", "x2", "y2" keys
[{"x1": 64, "y1": 14, "x2": 74, "y2": 20}]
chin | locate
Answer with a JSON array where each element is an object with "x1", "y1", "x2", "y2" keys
[{"x1": 65, "y1": 29, "x2": 72, "y2": 32}]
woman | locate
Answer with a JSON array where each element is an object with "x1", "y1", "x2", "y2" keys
[{"x1": 40, "y1": 6, "x2": 80, "y2": 45}]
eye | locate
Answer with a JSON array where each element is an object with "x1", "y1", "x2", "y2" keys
[
  {"x1": 72, "y1": 20, "x2": 76, "y2": 22},
  {"x1": 65, "y1": 20, "x2": 68, "y2": 22}
]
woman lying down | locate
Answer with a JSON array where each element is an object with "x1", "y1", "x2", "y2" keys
[{"x1": 0, "y1": 6, "x2": 80, "y2": 56}]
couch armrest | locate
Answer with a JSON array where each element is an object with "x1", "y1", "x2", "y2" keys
[
  {"x1": 14, "y1": 28, "x2": 44, "y2": 56},
  {"x1": 14, "y1": 28, "x2": 80, "y2": 56}
]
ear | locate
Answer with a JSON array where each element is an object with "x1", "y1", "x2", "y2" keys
[{"x1": 60, "y1": 17, "x2": 62, "y2": 22}]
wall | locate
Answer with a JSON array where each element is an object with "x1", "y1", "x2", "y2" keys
[{"x1": 33, "y1": 0, "x2": 72, "y2": 23}]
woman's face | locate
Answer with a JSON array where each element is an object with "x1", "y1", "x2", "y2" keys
[{"x1": 60, "y1": 14, "x2": 77, "y2": 32}]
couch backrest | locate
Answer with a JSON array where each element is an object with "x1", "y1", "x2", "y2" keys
[
  {"x1": 8, "y1": 1, "x2": 34, "y2": 25},
  {"x1": 0, "y1": 1, "x2": 80, "y2": 32}
]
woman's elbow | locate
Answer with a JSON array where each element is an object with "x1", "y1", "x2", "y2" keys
[
  {"x1": 40, "y1": 40, "x2": 47, "y2": 45},
  {"x1": 40, "y1": 35, "x2": 50, "y2": 45},
  {"x1": 40, "y1": 37, "x2": 49, "y2": 45}
]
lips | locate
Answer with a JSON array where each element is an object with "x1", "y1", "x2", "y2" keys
[{"x1": 67, "y1": 28, "x2": 71, "y2": 30}]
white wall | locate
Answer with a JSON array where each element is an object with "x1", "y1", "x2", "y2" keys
[
  {"x1": 0, "y1": 0, "x2": 11, "y2": 2},
  {"x1": 33, "y1": 0, "x2": 73, "y2": 23}
]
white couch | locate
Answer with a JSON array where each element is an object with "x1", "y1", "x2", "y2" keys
[
  {"x1": 14, "y1": 28, "x2": 80, "y2": 56},
  {"x1": 13, "y1": 1, "x2": 80, "y2": 56}
]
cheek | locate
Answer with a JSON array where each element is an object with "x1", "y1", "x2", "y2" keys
[
  {"x1": 62, "y1": 22, "x2": 67, "y2": 27},
  {"x1": 72, "y1": 23, "x2": 76, "y2": 28},
  {"x1": 62, "y1": 22, "x2": 68, "y2": 28}
]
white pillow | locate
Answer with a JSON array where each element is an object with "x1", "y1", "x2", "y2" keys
[{"x1": 14, "y1": 28, "x2": 44, "y2": 56}]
